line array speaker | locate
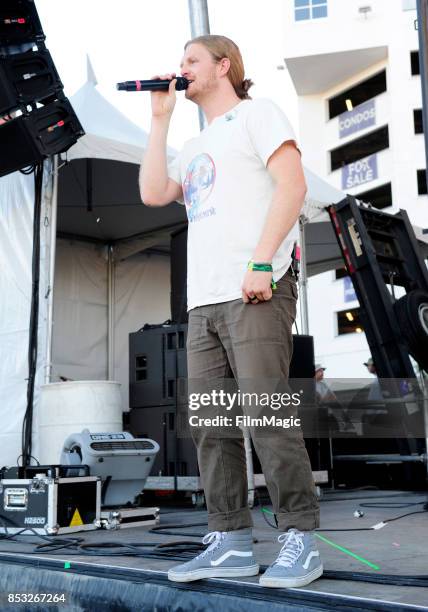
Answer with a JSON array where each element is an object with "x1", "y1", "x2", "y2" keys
[
  {"x1": 0, "y1": 1, "x2": 45, "y2": 46},
  {"x1": 0, "y1": 0, "x2": 84, "y2": 177},
  {"x1": 0, "y1": 48, "x2": 63, "y2": 116},
  {"x1": 0, "y1": 99, "x2": 84, "y2": 177}
]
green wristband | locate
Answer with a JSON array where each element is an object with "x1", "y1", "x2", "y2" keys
[
  {"x1": 247, "y1": 260, "x2": 273, "y2": 272},
  {"x1": 247, "y1": 261, "x2": 277, "y2": 290}
]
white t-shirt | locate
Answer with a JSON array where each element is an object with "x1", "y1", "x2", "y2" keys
[{"x1": 168, "y1": 98, "x2": 300, "y2": 311}]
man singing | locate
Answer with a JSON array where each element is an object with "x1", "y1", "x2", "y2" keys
[{"x1": 139, "y1": 34, "x2": 322, "y2": 589}]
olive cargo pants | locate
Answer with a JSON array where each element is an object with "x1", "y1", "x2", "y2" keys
[{"x1": 186, "y1": 271, "x2": 320, "y2": 532}]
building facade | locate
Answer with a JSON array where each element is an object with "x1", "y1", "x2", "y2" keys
[{"x1": 283, "y1": 0, "x2": 426, "y2": 377}]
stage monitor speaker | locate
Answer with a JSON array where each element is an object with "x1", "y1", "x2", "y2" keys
[
  {"x1": 0, "y1": 99, "x2": 84, "y2": 177},
  {"x1": 289, "y1": 334, "x2": 315, "y2": 379},
  {"x1": 0, "y1": 0, "x2": 45, "y2": 46},
  {"x1": 0, "y1": 48, "x2": 63, "y2": 115},
  {"x1": 288, "y1": 334, "x2": 317, "y2": 437}
]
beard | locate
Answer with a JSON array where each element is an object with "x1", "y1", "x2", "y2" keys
[{"x1": 185, "y1": 69, "x2": 218, "y2": 103}]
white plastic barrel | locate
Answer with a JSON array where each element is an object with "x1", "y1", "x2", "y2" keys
[{"x1": 38, "y1": 381, "x2": 123, "y2": 465}]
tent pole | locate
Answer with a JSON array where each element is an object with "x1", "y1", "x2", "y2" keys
[
  {"x1": 44, "y1": 155, "x2": 59, "y2": 384},
  {"x1": 188, "y1": 0, "x2": 210, "y2": 131},
  {"x1": 107, "y1": 245, "x2": 115, "y2": 380},
  {"x1": 299, "y1": 215, "x2": 310, "y2": 335}
]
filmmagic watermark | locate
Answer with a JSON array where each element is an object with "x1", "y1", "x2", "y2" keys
[{"x1": 189, "y1": 413, "x2": 301, "y2": 429}]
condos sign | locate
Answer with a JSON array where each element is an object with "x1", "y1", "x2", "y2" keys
[
  {"x1": 339, "y1": 99, "x2": 375, "y2": 138},
  {"x1": 341, "y1": 154, "x2": 378, "y2": 189}
]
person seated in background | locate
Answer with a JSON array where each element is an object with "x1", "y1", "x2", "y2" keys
[
  {"x1": 314, "y1": 364, "x2": 336, "y2": 404},
  {"x1": 364, "y1": 357, "x2": 383, "y2": 401},
  {"x1": 315, "y1": 364, "x2": 354, "y2": 434}
]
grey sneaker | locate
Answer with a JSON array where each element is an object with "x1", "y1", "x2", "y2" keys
[
  {"x1": 168, "y1": 528, "x2": 259, "y2": 582},
  {"x1": 259, "y1": 528, "x2": 323, "y2": 588}
]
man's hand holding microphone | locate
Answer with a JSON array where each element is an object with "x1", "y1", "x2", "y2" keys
[{"x1": 149, "y1": 73, "x2": 178, "y2": 119}]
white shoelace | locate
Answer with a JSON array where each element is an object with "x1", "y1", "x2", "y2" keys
[
  {"x1": 199, "y1": 531, "x2": 225, "y2": 559},
  {"x1": 274, "y1": 530, "x2": 305, "y2": 567}
]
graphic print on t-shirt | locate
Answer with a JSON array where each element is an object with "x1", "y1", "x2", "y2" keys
[{"x1": 183, "y1": 153, "x2": 217, "y2": 223}]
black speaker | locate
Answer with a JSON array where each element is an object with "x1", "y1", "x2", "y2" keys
[
  {"x1": 130, "y1": 406, "x2": 199, "y2": 477},
  {"x1": 0, "y1": 0, "x2": 45, "y2": 46},
  {"x1": 289, "y1": 334, "x2": 315, "y2": 379},
  {"x1": 0, "y1": 99, "x2": 84, "y2": 177},
  {"x1": 0, "y1": 48, "x2": 62, "y2": 115},
  {"x1": 170, "y1": 226, "x2": 188, "y2": 323},
  {"x1": 129, "y1": 324, "x2": 188, "y2": 409}
]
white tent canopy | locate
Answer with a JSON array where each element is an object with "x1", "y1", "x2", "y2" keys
[
  {"x1": 66, "y1": 58, "x2": 177, "y2": 165},
  {"x1": 302, "y1": 167, "x2": 346, "y2": 221}
]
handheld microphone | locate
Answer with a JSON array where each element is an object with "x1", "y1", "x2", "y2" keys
[{"x1": 116, "y1": 77, "x2": 190, "y2": 92}]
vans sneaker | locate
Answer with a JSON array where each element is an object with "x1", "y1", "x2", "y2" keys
[
  {"x1": 259, "y1": 528, "x2": 323, "y2": 588},
  {"x1": 168, "y1": 528, "x2": 259, "y2": 582}
]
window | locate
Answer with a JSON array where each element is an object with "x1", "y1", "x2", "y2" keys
[
  {"x1": 336, "y1": 308, "x2": 364, "y2": 335},
  {"x1": 356, "y1": 183, "x2": 392, "y2": 210},
  {"x1": 411, "y1": 51, "x2": 420, "y2": 76},
  {"x1": 414, "y1": 109, "x2": 423, "y2": 134},
  {"x1": 295, "y1": 0, "x2": 327, "y2": 21},
  {"x1": 330, "y1": 126, "x2": 389, "y2": 172},
  {"x1": 328, "y1": 71, "x2": 386, "y2": 120},
  {"x1": 417, "y1": 169, "x2": 427, "y2": 195}
]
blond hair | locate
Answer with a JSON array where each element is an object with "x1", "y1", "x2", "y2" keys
[{"x1": 184, "y1": 34, "x2": 254, "y2": 100}]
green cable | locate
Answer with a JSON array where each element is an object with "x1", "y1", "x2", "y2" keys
[
  {"x1": 314, "y1": 533, "x2": 380, "y2": 571},
  {"x1": 261, "y1": 507, "x2": 380, "y2": 570}
]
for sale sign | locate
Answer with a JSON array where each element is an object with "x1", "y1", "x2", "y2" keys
[{"x1": 341, "y1": 154, "x2": 378, "y2": 189}]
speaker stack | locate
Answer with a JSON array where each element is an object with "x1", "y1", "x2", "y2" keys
[
  {"x1": 129, "y1": 323, "x2": 199, "y2": 479},
  {"x1": 0, "y1": 0, "x2": 84, "y2": 177}
]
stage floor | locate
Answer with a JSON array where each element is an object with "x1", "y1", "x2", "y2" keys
[{"x1": 0, "y1": 489, "x2": 427, "y2": 611}]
